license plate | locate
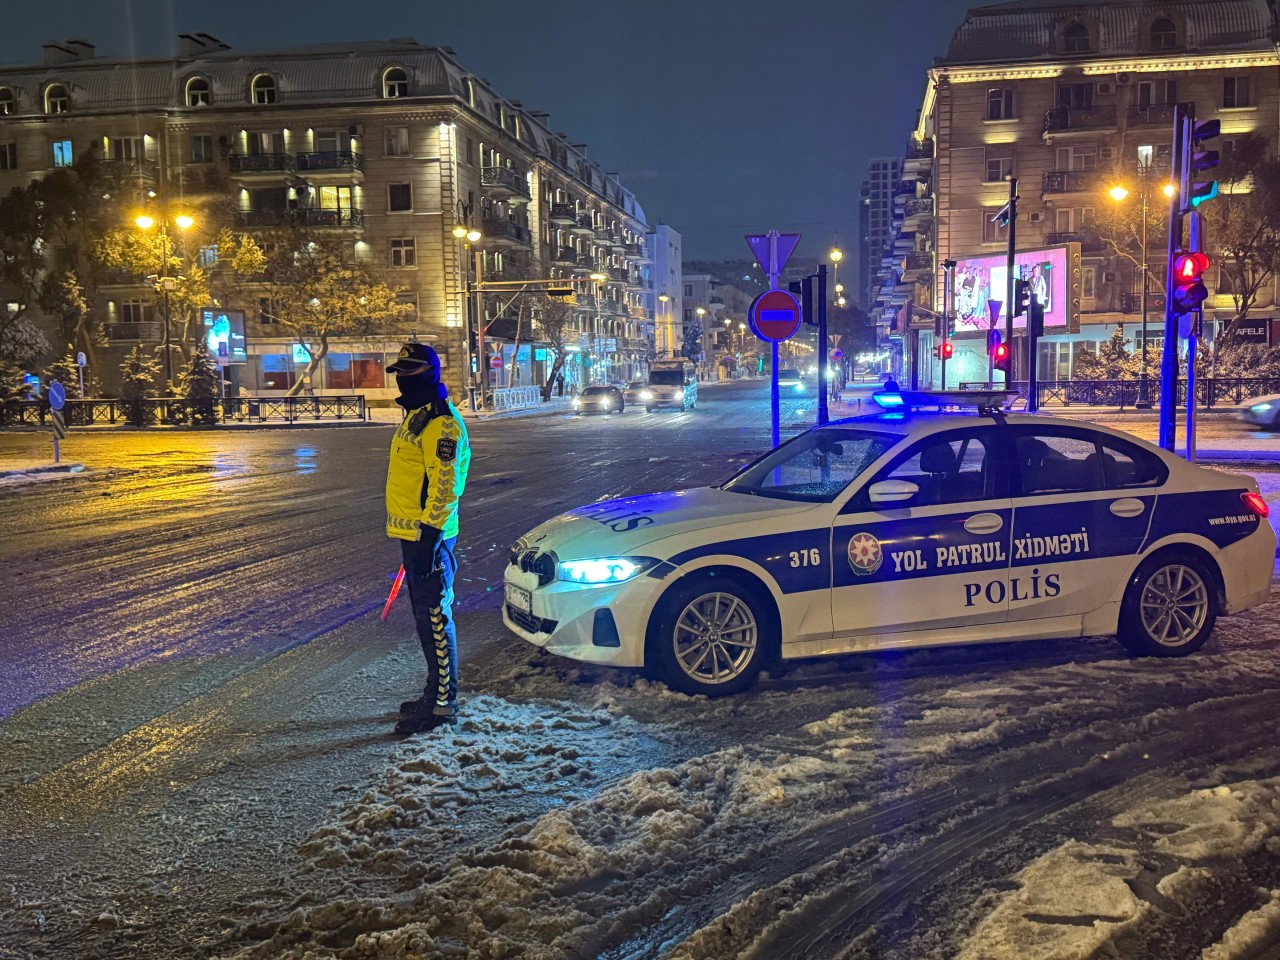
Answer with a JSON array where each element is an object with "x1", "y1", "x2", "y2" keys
[{"x1": 505, "y1": 582, "x2": 532, "y2": 614}]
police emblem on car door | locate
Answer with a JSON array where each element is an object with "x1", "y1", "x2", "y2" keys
[{"x1": 831, "y1": 428, "x2": 1014, "y2": 638}]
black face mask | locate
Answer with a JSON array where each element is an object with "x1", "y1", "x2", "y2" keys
[{"x1": 396, "y1": 369, "x2": 447, "y2": 409}]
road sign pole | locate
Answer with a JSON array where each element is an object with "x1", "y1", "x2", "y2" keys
[
  {"x1": 771, "y1": 341, "x2": 780, "y2": 447},
  {"x1": 817, "y1": 264, "x2": 829, "y2": 427},
  {"x1": 1160, "y1": 104, "x2": 1191, "y2": 452}
]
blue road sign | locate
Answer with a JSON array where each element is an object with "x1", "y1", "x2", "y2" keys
[{"x1": 48, "y1": 381, "x2": 66, "y2": 411}]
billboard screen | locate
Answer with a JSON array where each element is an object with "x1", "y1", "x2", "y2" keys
[
  {"x1": 952, "y1": 245, "x2": 1075, "y2": 334},
  {"x1": 201, "y1": 308, "x2": 247, "y2": 365}
]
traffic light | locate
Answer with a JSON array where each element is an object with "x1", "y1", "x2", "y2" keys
[
  {"x1": 1012, "y1": 278, "x2": 1031, "y2": 318},
  {"x1": 1171, "y1": 251, "x2": 1210, "y2": 315},
  {"x1": 941, "y1": 340, "x2": 954, "y2": 360},
  {"x1": 1189, "y1": 118, "x2": 1220, "y2": 208},
  {"x1": 545, "y1": 287, "x2": 574, "y2": 298},
  {"x1": 932, "y1": 343, "x2": 941, "y2": 359},
  {"x1": 988, "y1": 328, "x2": 1010, "y2": 374},
  {"x1": 788, "y1": 277, "x2": 816, "y2": 326}
]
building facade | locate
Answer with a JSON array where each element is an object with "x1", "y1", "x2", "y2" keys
[
  {"x1": 870, "y1": 0, "x2": 1280, "y2": 387},
  {"x1": 859, "y1": 156, "x2": 905, "y2": 315},
  {"x1": 0, "y1": 36, "x2": 656, "y2": 400}
]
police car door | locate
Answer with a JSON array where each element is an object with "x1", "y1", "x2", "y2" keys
[
  {"x1": 1008, "y1": 427, "x2": 1160, "y2": 624},
  {"x1": 831, "y1": 427, "x2": 1013, "y2": 638}
]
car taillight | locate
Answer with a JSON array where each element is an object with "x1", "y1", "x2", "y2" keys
[{"x1": 1241, "y1": 492, "x2": 1270, "y2": 518}]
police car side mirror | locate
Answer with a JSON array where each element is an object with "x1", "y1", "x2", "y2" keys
[{"x1": 868, "y1": 479, "x2": 919, "y2": 503}]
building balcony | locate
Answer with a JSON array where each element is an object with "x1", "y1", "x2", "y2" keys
[
  {"x1": 108, "y1": 321, "x2": 162, "y2": 341},
  {"x1": 592, "y1": 229, "x2": 614, "y2": 247},
  {"x1": 552, "y1": 246, "x2": 578, "y2": 265},
  {"x1": 571, "y1": 214, "x2": 595, "y2": 236},
  {"x1": 235, "y1": 208, "x2": 364, "y2": 228},
  {"x1": 893, "y1": 180, "x2": 919, "y2": 197},
  {"x1": 905, "y1": 138, "x2": 934, "y2": 161},
  {"x1": 230, "y1": 153, "x2": 294, "y2": 174},
  {"x1": 481, "y1": 165, "x2": 531, "y2": 202},
  {"x1": 1120, "y1": 291, "x2": 1167, "y2": 313},
  {"x1": 609, "y1": 234, "x2": 628, "y2": 252},
  {"x1": 1127, "y1": 103, "x2": 1178, "y2": 126},
  {"x1": 102, "y1": 268, "x2": 148, "y2": 285},
  {"x1": 572, "y1": 255, "x2": 597, "y2": 274},
  {"x1": 1042, "y1": 169, "x2": 1100, "y2": 195},
  {"x1": 1044, "y1": 104, "x2": 1117, "y2": 135},
  {"x1": 903, "y1": 196, "x2": 934, "y2": 220},
  {"x1": 575, "y1": 293, "x2": 596, "y2": 309},
  {"x1": 294, "y1": 151, "x2": 363, "y2": 175},
  {"x1": 481, "y1": 218, "x2": 532, "y2": 247},
  {"x1": 103, "y1": 157, "x2": 159, "y2": 181},
  {"x1": 625, "y1": 241, "x2": 650, "y2": 262},
  {"x1": 903, "y1": 251, "x2": 932, "y2": 272},
  {"x1": 709, "y1": 295, "x2": 725, "y2": 306},
  {"x1": 1043, "y1": 230, "x2": 1106, "y2": 252},
  {"x1": 549, "y1": 203, "x2": 577, "y2": 225}
]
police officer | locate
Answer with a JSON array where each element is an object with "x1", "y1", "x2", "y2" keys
[{"x1": 385, "y1": 343, "x2": 471, "y2": 735}]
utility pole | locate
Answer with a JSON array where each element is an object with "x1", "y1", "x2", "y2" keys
[
  {"x1": 1004, "y1": 176, "x2": 1018, "y2": 387},
  {"x1": 817, "y1": 263, "x2": 829, "y2": 426}
]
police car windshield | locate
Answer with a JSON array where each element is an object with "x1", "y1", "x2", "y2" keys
[{"x1": 722, "y1": 428, "x2": 898, "y2": 502}]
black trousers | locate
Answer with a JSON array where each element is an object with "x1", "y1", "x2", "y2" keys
[{"x1": 400, "y1": 535, "x2": 458, "y2": 716}]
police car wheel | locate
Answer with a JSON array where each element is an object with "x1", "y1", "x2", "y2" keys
[
  {"x1": 1119, "y1": 552, "x2": 1218, "y2": 657},
  {"x1": 649, "y1": 574, "x2": 771, "y2": 696}
]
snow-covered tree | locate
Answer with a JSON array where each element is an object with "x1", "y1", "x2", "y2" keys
[
  {"x1": 0, "y1": 359, "x2": 28, "y2": 425},
  {"x1": 43, "y1": 343, "x2": 101, "y2": 398},
  {"x1": 119, "y1": 346, "x2": 161, "y2": 426},
  {"x1": 178, "y1": 341, "x2": 220, "y2": 426}
]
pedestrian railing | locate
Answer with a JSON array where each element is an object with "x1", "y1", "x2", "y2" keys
[
  {"x1": 956, "y1": 378, "x2": 1280, "y2": 410},
  {"x1": 6, "y1": 395, "x2": 367, "y2": 427},
  {"x1": 491, "y1": 386, "x2": 542, "y2": 413}
]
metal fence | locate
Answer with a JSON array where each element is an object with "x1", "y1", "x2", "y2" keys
[
  {"x1": 491, "y1": 386, "x2": 542, "y2": 413},
  {"x1": 6, "y1": 395, "x2": 367, "y2": 427},
  {"x1": 958, "y1": 379, "x2": 1280, "y2": 410}
]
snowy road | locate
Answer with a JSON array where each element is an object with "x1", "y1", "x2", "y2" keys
[{"x1": 2, "y1": 381, "x2": 1280, "y2": 959}]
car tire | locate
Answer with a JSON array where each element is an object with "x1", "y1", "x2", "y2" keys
[
  {"x1": 1117, "y1": 550, "x2": 1218, "y2": 658},
  {"x1": 646, "y1": 572, "x2": 774, "y2": 696}
]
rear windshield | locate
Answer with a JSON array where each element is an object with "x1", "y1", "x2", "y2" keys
[{"x1": 650, "y1": 371, "x2": 684, "y2": 386}]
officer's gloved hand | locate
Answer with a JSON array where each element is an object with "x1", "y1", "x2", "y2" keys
[{"x1": 417, "y1": 522, "x2": 444, "y2": 556}]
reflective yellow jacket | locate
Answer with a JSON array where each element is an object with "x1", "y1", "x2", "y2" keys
[{"x1": 385, "y1": 400, "x2": 471, "y2": 541}]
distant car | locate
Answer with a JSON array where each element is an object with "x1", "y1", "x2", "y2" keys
[
  {"x1": 1241, "y1": 394, "x2": 1280, "y2": 430},
  {"x1": 777, "y1": 368, "x2": 805, "y2": 393},
  {"x1": 623, "y1": 380, "x2": 648, "y2": 405},
  {"x1": 572, "y1": 385, "x2": 625, "y2": 415}
]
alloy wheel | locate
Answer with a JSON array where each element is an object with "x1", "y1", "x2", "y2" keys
[
  {"x1": 1139, "y1": 563, "x2": 1209, "y2": 648},
  {"x1": 673, "y1": 591, "x2": 758, "y2": 684}
]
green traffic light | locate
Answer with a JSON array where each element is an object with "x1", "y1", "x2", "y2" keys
[{"x1": 1190, "y1": 181, "x2": 1219, "y2": 207}]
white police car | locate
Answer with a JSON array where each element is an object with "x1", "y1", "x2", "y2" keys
[{"x1": 503, "y1": 392, "x2": 1275, "y2": 696}]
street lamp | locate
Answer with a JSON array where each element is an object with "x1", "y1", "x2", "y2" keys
[
  {"x1": 588, "y1": 271, "x2": 607, "y2": 383},
  {"x1": 657, "y1": 293, "x2": 671, "y2": 358},
  {"x1": 135, "y1": 211, "x2": 194, "y2": 392},
  {"x1": 1108, "y1": 153, "x2": 1176, "y2": 408},
  {"x1": 452, "y1": 201, "x2": 485, "y2": 410}
]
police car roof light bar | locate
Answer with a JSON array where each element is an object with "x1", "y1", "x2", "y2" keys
[{"x1": 872, "y1": 389, "x2": 1017, "y2": 415}]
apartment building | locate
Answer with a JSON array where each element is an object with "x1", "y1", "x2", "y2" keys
[
  {"x1": 0, "y1": 35, "x2": 655, "y2": 399},
  {"x1": 871, "y1": 0, "x2": 1280, "y2": 386},
  {"x1": 859, "y1": 156, "x2": 905, "y2": 314}
]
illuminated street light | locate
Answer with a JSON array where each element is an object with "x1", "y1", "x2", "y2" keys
[
  {"x1": 134, "y1": 211, "x2": 196, "y2": 390},
  {"x1": 589, "y1": 272, "x2": 607, "y2": 282},
  {"x1": 1109, "y1": 185, "x2": 1130, "y2": 202},
  {"x1": 1162, "y1": 183, "x2": 1176, "y2": 198},
  {"x1": 135, "y1": 214, "x2": 155, "y2": 229},
  {"x1": 174, "y1": 214, "x2": 195, "y2": 230},
  {"x1": 837, "y1": 296, "x2": 847, "y2": 308},
  {"x1": 835, "y1": 282, "x2": 844, "y2": 294},
  {"x1": 829, "y1": 247, "x2": 844, "y2": 263}
]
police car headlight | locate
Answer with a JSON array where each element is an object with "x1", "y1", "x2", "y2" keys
[
  {"x1": 558, "y1": 557, "x2": 658, "y2": 584},
  {"x1": 640, "y1": 390, "x2": 653, "y2": 400},
  {"x1": 1251, "y1": 402, "x2": 1273, "y2": 413}
]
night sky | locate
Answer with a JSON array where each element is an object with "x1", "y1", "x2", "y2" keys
[{"x1": 0, "y1": 0, "x2": 973, "y2": 273}]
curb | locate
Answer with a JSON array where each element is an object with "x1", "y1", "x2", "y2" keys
[{"x1": 0, "y1": 462, "x2": 85, "y2": 479}]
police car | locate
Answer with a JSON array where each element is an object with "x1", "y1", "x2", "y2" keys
[{"x1": 503, "y1": 391, "x2": 1275, "y2": 696}]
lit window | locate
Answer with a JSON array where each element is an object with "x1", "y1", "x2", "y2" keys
[
  {"x1": 383, "y1": 67, "x2": 409, "y2": 99},
  {"x1": 385, "y1": 126, "x2": 410, "y2": 156},
  {"x1": 251, "y1": 74, "x2": 277, "y2": 105},
  {"x1": 44, "y1": 84, "x2": 70, "y2": 114},
  {"x1": 52, "y1": 139, "x2": 73, "y2": 167},
  {"x1": 186, "y1": 77, "x2": 211, "y2": 107}
]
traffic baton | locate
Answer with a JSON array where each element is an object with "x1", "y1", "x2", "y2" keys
[{"x1": 381, "y1": 565, "x2": 406, "y2": 621}]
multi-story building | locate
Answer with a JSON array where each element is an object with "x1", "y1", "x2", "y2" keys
[
  {"x1": 0, "y1": 35, "x2": 656, "y2": 400},
  {"x1": 649, "y1": 224, "x2": 683, "y2": 359},
  {"x1": 871, "y1": 0, "x2": 1280, "y2": 387},
  {"x1": 860, "y1": 157, "x2": 905, "y2": 319}
]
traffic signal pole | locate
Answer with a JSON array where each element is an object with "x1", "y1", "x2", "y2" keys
[
  {"x1": 1004, "y1": 176, "x2": 1018, "y2": 391},
  {"x1": 817, "y1": 263, "x2": 829, "y2": 427},
  {"x1": 1159, "y1": 104, "x2": 1191, "y2": 452}
]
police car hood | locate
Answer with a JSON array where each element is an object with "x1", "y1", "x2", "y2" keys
[{"x1": 523, "y1": 487, "x2": 816, "y2": 559}]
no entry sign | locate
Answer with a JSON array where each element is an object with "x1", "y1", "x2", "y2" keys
[{"x1": 748, "y1": 289, "x2": 802, "y2": 343}]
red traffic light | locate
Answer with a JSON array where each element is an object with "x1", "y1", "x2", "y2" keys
[
  {"x1": 1173, "y1": 251, "x2": 1210, "y2": 281},
  {"x1": 993, "y1": 343, "x2": 1008, "y2": 360},
  {"x1": 941, "y1": 341, "x2": 954, "y2": 359}
]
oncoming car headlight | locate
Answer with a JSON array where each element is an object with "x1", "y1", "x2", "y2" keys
[
  {"x1": 558, "y1": 557, "x2": 658, "y2": 584},
  {"x1": 674, "y1": 389, "x2": 684, "y2": 399},
  {"x1": 640, "y1": 390, "x2": 653, "y2": 400}
]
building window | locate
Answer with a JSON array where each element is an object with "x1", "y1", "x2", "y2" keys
[
  {"x1": 387, "y1": 182, "x2": 412, "y2": 212},
  {"x1": 382, "y1": 67, "x2": 409, "y2": 99},
  {"x1": 44, "y1": 84, "x2": 70, "y2": 114},
  {"x1": 261, "y1": 354, "x2": 297, "y2": 390},
  {"x1": 1063, "y1": 22, "x2": 1091, "y2": 53},
  {"x1": 197, "y1": 244, "x2": 218, "y2": 268},
  {"x1": 258, "y1": 297, "x2": 278, "y2": 325},
  {"x1": 385, "y1": 126, "x2": 410, "y2": 157},
  {"x1": 982, "y1": 208, "x2": 1010, "y2": 244},
  {"x1": 1055, "y1": 145, "x2": 1098, "y2": 170},
  {"x1": 397, "y1": 291, "x2": 418, "y2": 321},
  {"x1": 327, "y1": 352, "x2": 386, "y2": 389},
  {"x1": 1056, "y1": 83, "x2": 1093, "y2": 109},
  {"x1": 985, "y1": 153, "x2": 1013, "y2": 182},
  {"x1": 683, "y1": 284, "x2": 694, "y2": 298},
  {"x1": 1138, "y1": 79, "x2": 1177, "y2": 107},
  {"x1": 247, "y1": 131, "x2": 284, "y2": 155},
  {"x1": 1082, "y1": 266, "x2": 1096, "y2": 299},
  {"x1": 120, "y1": 300, "x2": 154, "y2": 323},
  {"x1": 190, "y1": 134, "x2": 214, "y2": 164},
  {"x1": 0, "y1": 143, "x2": 16, "y2": 170},
  {"x1": 986, "y1": 87, "x2": 1014, "y2": 120},
  {"x1": 110, "y1": 136, "x2": 145, "y2": 161},
  {"x1": 0, "y1": 88, "x2": 13, "y2": 115},
  {"x1": 1150, "y1": 18, "x2": 1178, "y2": 50},
  {"x1": 1223, "y1": 76, "x2": 1251, "y2": 108},
  {"x1": 1217, "y1": 265, "x2": 1239, "y2": 296},
  {"x1": 52, "y1": 139, "x2": 73, "y2": 167},
  {"x1": 186, "y1": 77, "x2": 211, "y2": 107},
  {"x1": 251, "y1": 74, "x2": 277, "y2": 105},
  {"x1": 389, "y1": 238, "x2": 416, "y2": 267},
  {"x1": 464, "y1": 137, "x2": 475, "y2": 166}
]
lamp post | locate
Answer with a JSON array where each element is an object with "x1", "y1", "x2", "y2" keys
[
  {"x1": 657, "y1": 292, "x2": 671, "y2": 358},
  {"x1": 695, "y1": 305, "x2": 707, "y2": 379},
  {"x1": 452, "y1": 203, "x2": 484, "y2": 410},
  {"x1": 135, "y1": 211, "x2": 194, "y2": 393},
  {"x1": 1109, "y1": 156, "x2": 1175, "y2": 409}
]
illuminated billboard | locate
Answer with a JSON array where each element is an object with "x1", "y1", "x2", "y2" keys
[
  {"x1": 201, "y1": 308, "x2": 247, "y2": 365},
  {"x1": 951, "y1": 244, "x2": 1080, "y2": 334}
]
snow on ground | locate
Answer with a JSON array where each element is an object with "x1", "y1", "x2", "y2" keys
[{"x1": 215, "y1": 596, "x2": 1280, "y2": 960}]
